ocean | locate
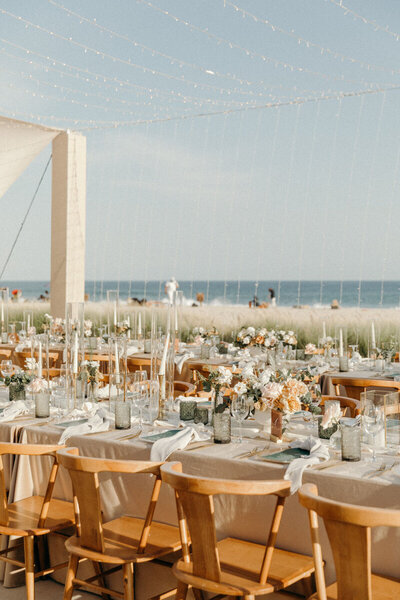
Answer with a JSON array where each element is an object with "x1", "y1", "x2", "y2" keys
[{"x1": 2, "y1": 280, "x2": 400, "y2": 308}]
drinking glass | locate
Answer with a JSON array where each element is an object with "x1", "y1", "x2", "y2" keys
[
  {"x1": 148, "y1": 380, "x2": 159, "y2": 424},
  {"x1": 231, "y1": 394, "x2": 249, "y2": 443},
  {"x1": 1, "y1": 360, "x2": 13, "y2": 378},
  {"x1": 306, "y1": 383, "x2": 322, "y2": 436},
  {"x1": 363, "y1": 404, "x2": 385, "y2": 461}
]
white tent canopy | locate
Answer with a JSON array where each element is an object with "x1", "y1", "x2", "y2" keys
[
  {"x1": 0, "y1": 116, "x2": 60, "y2": 199},
  {"x1": 0, "y1": 115, "x2": 86, "y2": 316}
]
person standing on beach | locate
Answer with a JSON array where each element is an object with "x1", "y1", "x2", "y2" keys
[
  {"x1": 269, "y1": 288, "x2": 276, "y2": 307},
  {"x1": 165, "y1": 277, "x2": 179, "y2": 304}
]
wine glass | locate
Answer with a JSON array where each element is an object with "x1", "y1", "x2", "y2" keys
[
  {"x1": 1, "y1": 360, "x2": 13, "y2": 379},
  {"x1": 133, "y1": 371, "x2": 148, "y2": 425},
  {"x1": 363, "y1": 404, "x2": 385, "y2": 461},
  {"x1": 231, "y1": 394, "x2": 249, "y2": 443}
]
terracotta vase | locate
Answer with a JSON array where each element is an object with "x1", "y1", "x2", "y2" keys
[{"x1": 270, "y1": 408, "x2": 284, "y2": 441}]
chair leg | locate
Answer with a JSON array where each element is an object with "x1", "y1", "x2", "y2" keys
[
  {"x1": 123, "y1": 562, "x2": 134, "y2": 600},
  {"x1": 192, "y1": 589, "x2": 204, "y2": 600},
  {"x1": 92, "y1": 561, "x2": 112, "y2": 600},
  {"x1": 24, "y1": 535, "x2": 35, "y2": 600},
  {"x1": 175, "y1": 581, "x2": 188, "y2": 600},
  {"x1": 64, "y1": 554, "x2": 79, "y2": 600}
]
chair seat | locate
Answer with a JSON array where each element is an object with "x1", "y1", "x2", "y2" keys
[
  {"x1": 218, "y1": 537, "x2": 315, "y2": 589},
  {"x1": 0, "y1": 495, "x2": 75, "y2": 537},
  {"x1": 173, "y1": 536, "x2": 315, "y2": 596},
  {"x1": 66, "y1": 515, "x2": 182, "y2": 565},
  {"x1": 310, "y1": 573, "x2": 400, "y2": 599}
]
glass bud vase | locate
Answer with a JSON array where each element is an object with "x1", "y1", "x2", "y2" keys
[
  {"x1": 213, "y1": 390, "x2": 231, "y2": 444},
  {"x1": 270, "y1": 408, "x2": 284, "y2": 442},
  {"x1": 9, "y1": 383, "x2": 26, "y2": 402}
]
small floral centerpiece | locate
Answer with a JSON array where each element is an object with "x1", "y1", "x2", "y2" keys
[
  {"x1": 116, "y1": 320, "x2": 131, "y2": 337},
  {"x1": 84, "y1": 319, "x2": 93, "y2": 337},
  {"x1": 235, "y1": 327, "x2": 297, "y2": 350},
  {"x1": 197, "y1": 366, "x2": 232, "y2": 411},
  {"x1": 305, "y1": 343, "x2": 317, "y2": 354},
  {"x1": 320, "y1": 336, "x2": 334, "y2": 351},
  {"x1": 4, "y1": 372, "x2": 32, "y2": 401},
  {"x1": 191, "y1": 326, "x2": 219, "y2": 344},
  {"x1": 79, "y1": 360, "x2": 103, "y2": 400},
  {"x1": 254, "y1": 369, "x2": 309, "y2": 440},
  {"x1": 46, "y1": 315, "x2": 66, "y2": 342}
]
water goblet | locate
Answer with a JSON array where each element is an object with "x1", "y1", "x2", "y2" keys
[
  {"x1": 231, "y1": 394, "x2": 249, "y2": 444},
  {"x1": 1, "y1": 360, "x2": 13, "y2": 379},
  {"x1": 363, "y1": 404, "x2": 384, "y2": 462}
]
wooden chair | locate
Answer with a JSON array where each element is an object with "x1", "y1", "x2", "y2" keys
[
  {"x1": 174, "y1": 381, "x2": 196, "y2": 398},
  {"x1": 57, "y1": 447, "x2": 182, "y2": 600},
  {"x1": 321, "y1": 395, "x2": 361, "y2": 418},
  {"x1": 160, "y1": 461, "x2": 316, "y2": 600},
  {"x1": 127, "y1": 356, "x2": 151, "y2": 376},
  {"x1": 0, "y1": 348, "x2": 12, "y2": 360},
  {"x1": 331, "y1": 377, "x2": 400, "y2": 401},
  {"x1": 0, "y1": 443, "x2": 75, "y2": 600},
  {"x1": 15, "y1": 351, "x2": 59, "y2": 369},
  {"x1": 298, "y1": 482, "x2": 400, "y2": 599}
]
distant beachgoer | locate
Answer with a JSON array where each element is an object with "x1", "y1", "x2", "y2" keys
[
  {"x1": 196, "y1": 292, "x2": 204, "y2": 305},
  {"x1": 165, "y1": 277, "x2": 179, "y2": 304},
  {"x1": 11, "y1": 289, "x2": 21, "y2": 303},
  {"x1": 331, "y1": 299, "x2": 340, "y2": 310},
  {"x1": 269, "y1": 288, "x2": 276, "y2": 307},
  {"x1": 252, "y1": 295, "x2": 260, "y2": 307}
]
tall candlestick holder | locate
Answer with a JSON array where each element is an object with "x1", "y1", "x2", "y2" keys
[{"x1": 0, "y1": 289, "x2": 8, "y2": 344}]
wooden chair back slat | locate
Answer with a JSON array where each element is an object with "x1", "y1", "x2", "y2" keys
[
  {"x1": 332, "y1": 377, "x2": 400, "y2": 401},
  {"x1": 259, "y1": 496, "x2": 286, "y2": 584},
  {"x1": 325, "y1": 519, "x2": 371, "y2": 599},
  {"x1": 177, "y1": 489, "x2": 221, "y2": 582},
  {"x1": 321, "y1": 395, "x2": 361, "y2": 418},
  {"x1": 69, "y1": 469, "x2": 104, "y2": 553},
  {"x1": 0, "y1": 455, "x2": 8, "y2": 526},
  {"x1": 137, "y1": 475, "x2": 162, "y2": 553}
]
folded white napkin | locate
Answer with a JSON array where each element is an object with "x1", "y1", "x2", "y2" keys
[
  {"x1": 284, "y1": 436, "x2": 330, "y2": 494},
  {"x1": 0, "y1": 400, "x2": 29, "y2": 422},
  {"x1": 126, "y1": 346, "x2": 139, "y2": 356},
  {"x1": 175, "y1": 352, "x2": 194, "y2": 374},
  {"x1": 15, "y1": 341, "x2": 31, "y2": 352},
  {"x1": 150, "y1": 426, "x2": 209, "y2": 461},
  {"x1": 58, "y1": 411, "x2": 109, "y2": 445},
  {"x1": 97, "y1": 384, "x2": 120, "y2": 399}
]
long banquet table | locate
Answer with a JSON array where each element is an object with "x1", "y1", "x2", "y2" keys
[{"x1": 1, "y1": 414, "x2": 400, "y2": 597}]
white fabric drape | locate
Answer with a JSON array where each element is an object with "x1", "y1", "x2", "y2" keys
[{"x1": 0, "y1": 115, "x2": 61, "y2": 199}]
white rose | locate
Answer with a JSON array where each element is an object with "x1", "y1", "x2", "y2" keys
[
  {"x1": 217, "y1": 366, "x2": 232, "y2": 385},
  {"x1": 262, "y1": 382, "x2": 283, "y2": 400},
  {"x1": 234, "y1": 382, "x2": 247, "y2": 395},
  {"x1": 242, "y1": 336, "x2": 251, "y2": 345},
  {"x1": 246, "y1": 327, "x2": 255, "y2": 337}
]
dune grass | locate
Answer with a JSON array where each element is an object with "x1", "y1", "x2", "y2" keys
[{"x1": 8, "y1": 302, "x2": 400, "y2": 355}]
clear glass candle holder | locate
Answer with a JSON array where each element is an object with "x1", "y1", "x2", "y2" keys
[
  {"x1": 179, "y1": 399, "x2": 197, "y2": 421},
  {"x1": 9, "y1": 383, "x2": 26, "y2": 402},
  {"x1": 340, "y1": 419, "x2": 361, "y2": 461},
  {"x1": 1, "y1": 332, "x2": 8, "y2": 344},
  {"x1": 35, "y1": 391, "x2": 50, "y2": 418},
  {"x1": 200, "y1": 344, "x2": 211, "y2": 360},
  {"x1": 339, "y1": 356, "x2": 349, "y2": 372},
  {"x1": 115, "y1": 401, "x2": 131, "y2": 429},
  {"x1": 213, "y1": 410, "x2": 231, "y2": 444},
  {"x1": 88, "y1": 336, "x2": 98, "y2": 350},
  {"x1": 194, "y1": 404, "x2": 209, "y2": 425}
]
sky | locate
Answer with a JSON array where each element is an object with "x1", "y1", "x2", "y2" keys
[{"x1": 0, "y1": 0, "x2": 400, "y2": 286}]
